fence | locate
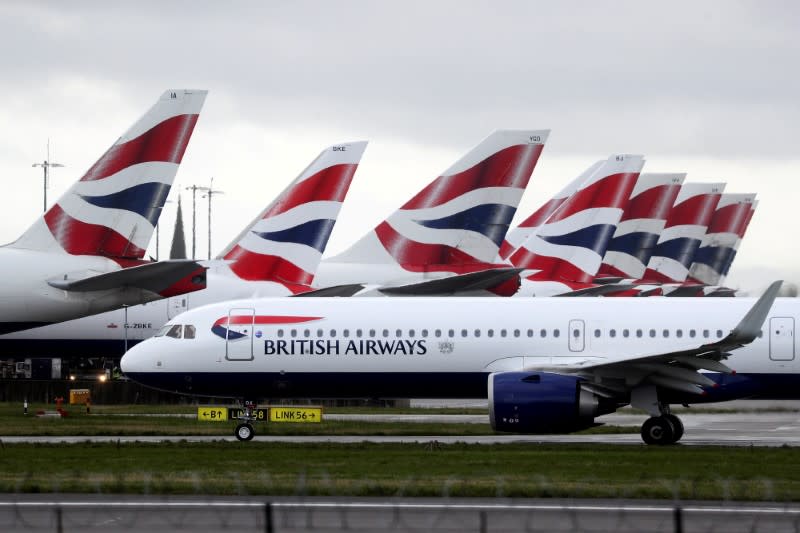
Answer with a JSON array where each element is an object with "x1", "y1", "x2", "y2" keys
[{"x1": 3, "y1": 500, "x2": 800, "y2": 532}]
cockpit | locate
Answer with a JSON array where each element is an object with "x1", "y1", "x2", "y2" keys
[{"x1": 155, "y1": 324, "x2": 196, "y2": 339}]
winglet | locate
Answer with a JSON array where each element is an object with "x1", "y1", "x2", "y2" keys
[{"x1": 723, "y1": 280, "x2": 782, "y2": 347}]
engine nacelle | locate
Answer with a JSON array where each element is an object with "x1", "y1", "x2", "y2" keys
[{"x1": 489, "y1": 371, "x2": 603, "y2": 433}]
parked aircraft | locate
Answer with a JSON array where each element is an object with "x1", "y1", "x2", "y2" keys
[
  {"x1": 313, "y1": 130, "x2": 549, "y2": 291},
  {"x1": 120, "y1": 281, "x2": 786, "y2": 444},
  {"x1": 0, "y1": 142, "x2": 367, "y2": 355},
  {"x1": 0, "y1": 89, "x2": 207, "y2": 334}
]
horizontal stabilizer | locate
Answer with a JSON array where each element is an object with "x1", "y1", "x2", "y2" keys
[
  {"x1": 292, "y1": 284, "x2": 366, "y2": 298},
  {"x1": 379, "y1": 268, "x2": 523, "y2": 296},
  {"x1": 48, "y1": 260, "x2": 207, "y2": 295}
]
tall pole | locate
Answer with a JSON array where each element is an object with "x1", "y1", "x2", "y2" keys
[
  {"x1": 185, "y1": 185, "x2": 208, "y2": 260},
  {"x1": 202, "y1": 177, "x2": 224, "y2": 260},
  {"x1": 32, "y1": 140, "x2": 64, "y2": 213}
]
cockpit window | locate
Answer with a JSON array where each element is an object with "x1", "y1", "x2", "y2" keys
[
  {"x1": 166, "y1": 324, "x2": 183, "y2": 339},
  {"x1": 183, "y1": 325, "x2": 196, "y2": 339},
  {"x1": 155, "y1": 325, "x2": 172, "y2": 337}
]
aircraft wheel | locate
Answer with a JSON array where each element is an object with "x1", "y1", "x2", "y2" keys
[
  {"x1": 235, "y1": 423, "x2": 255, "y2": 441},
  {"x1": 664, "y1": 414, "x2": 684, "y2": 443},
  {"x1": 641, "y1": 416, "x2": 675, "y2": 445}
]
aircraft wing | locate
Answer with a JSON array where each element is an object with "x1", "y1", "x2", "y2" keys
[
  {"x1": 525, "y1": 280, "x2": 783, "y2": 397},
  {"x1": 47, "y1": 260, "x2": 207, "y2": 296},
  {"x1": 378, "y1": 268, "x2": 523, "y2": 296}
]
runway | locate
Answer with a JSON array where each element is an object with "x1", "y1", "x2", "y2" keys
[{"x1": 3, "y1": 410, "x2": 800, "y2": 446}]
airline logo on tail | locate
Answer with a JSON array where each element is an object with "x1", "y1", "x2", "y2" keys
[
  {"x1": 15, "y1": 90, "x2": 206, "y2": 260},
  {"x1": 329, "y1": 130, "x2": 549, "y2": 273},
  {"x1": 510, "y1": 154, "x2": 644, "y2": 285},
  {"x1": 221, "y1": 141, "x2": 367, "y2": 290}
]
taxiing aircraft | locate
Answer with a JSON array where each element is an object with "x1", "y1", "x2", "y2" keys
[
  {"x1": 120, "y1": 281, "x2": 787, "y2": 445},
  {"x1": 0, "y1": 142, "x2": 367, "y2": 355},
  {"x1": 0, "y1": 89, "x2": 207, "y2": 334}
]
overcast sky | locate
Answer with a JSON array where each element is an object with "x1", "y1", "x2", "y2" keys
[{"x1": 0, "y1": 1, "x2": 798, "y2": 292}]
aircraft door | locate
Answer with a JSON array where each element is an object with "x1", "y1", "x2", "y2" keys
[
  {"x1": 168, "y1": 296, "x2": 188, "y2": 319},
  {"x1": 769, "y1": 317, "x2": 795, "y2": 361},
  {"x1": 225, "y1": 308, "x2": 255, "y2": 361},
  {"x1": 569, "y1": 319, "x2": 585, "y2": 352}
]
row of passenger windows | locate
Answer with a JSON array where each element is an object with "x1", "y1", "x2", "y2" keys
[{"x1": 273, "y1": 327, "x2": 755, "y2": 340}]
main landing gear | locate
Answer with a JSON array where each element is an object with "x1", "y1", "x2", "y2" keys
[
  {"x1": 632, "y1": 385, "x2": 685, "y2": 445},
  {"x1": 641, "y1": 413, "x2": 684, "y2": 445},
  {"x1": 234, "y1": 400, "x2": 258, "y2": 441}
]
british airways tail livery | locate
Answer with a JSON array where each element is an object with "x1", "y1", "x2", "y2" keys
[
  {"x1": 497, "y1": 162, "x2": 602, "y2": 260},
  {"x1": 0, "y1": 141, "x2": 366, "y2": 352},
  {"x1": 687, "y1": 193, "x2": 756, "y2": 286},
  {"x1": 596, "y1": 173, "x2": 685, "y2": 280},
  {"x1": 218, "y1": 141, "x2": 367, "y2": 292},
  {"x1": 12, "y1": 90, "x2": 205, "y2": 260},
  {"x1": 314, "y1": 130, "x2": 549, "y2": 287},
  {"x1": 719, "y1": 199, "x2": 758, "y2": 282},
  {"x1": 0, "y1": 90, "x2": 207, "y2": 334},
  {"x1": 509, "y1": 154, "x2": 644, "y2": 295},
  {"x1": 641, "y1": 182, "x2": 725, "y2": 283},
  {"x1": 120, "y1": 281, "x2": 786, "y2": 444}
]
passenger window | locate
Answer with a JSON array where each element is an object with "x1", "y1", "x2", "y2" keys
[
  {"x1": 553, "y1": 329, "x2": 560, "y2": 338},
  {"x1": 317, "y1": 329, "x2": 324, "y2": 338},
  {"x1": 716, "y1": 329, "x2": 723, "y2": 338},
  {"x1": 461, "y1": 329, "x2": 468, "y2": 338},
  {"x1": 474, "y1": 329, "x2": 480, "y2": 338},
  {"x1": 290, "y1": 329, "x2": 297, "y2": 338},
  {"x1": 409, "y1": 329, "x2": 415, "y2": 338},
  {"x1": 369, "y1": 329, "x2": 376, "y2": 338},
  {"x1": 166, "y1": 324, "x2": 182, "y2": 339},
  {"x1": 663, "y1": 329, "x2": 669, "y2": 338},
  {"x1": 487, "y1": 329, "x2": 494, "y2": 338},
  {"x1": 383, "y1": 329, "x2": 389, "y2": 338},
  {"x1": 396, "y1": 329, "x2": 402, "y2": 337},
  {"x1": 343, "y1": 329, "x2": 350, "y2": 338},
  {"x1": 539, "y1": 329, "x2": 546, "y2": 338},
  {"x1": 689, "y1": 329, "x2": 696, "y2": 338},
  {"x1": 277, "y1": 329, "x2": 284, "y2": 338},
  {"x1": 304, "y1": 329, "x2": 310, "y2": 338},
  {"x1": 435, "y1": 329, "x2": 442, "y2": 338},
  {"x1": 636, "y1": 329, "x2": 643, "y2": 338},
  {"x1": 330, "y1": 329, "x2": 337, "y2": 338},
  {"x1": 513, "y1": 329, "x2": 520, "y2": 338},
  {"x1": 703, "y1": 329, "x2": 709, "y2": 338},
  {"x1": 183, "y1": 326, "x2": 196, "y2": 339},
  {"x1": 623, "y1": 329, "x2": 629, "y2": 338},
  {"x1": 594, "y1": 329, "x2": 601, "y2": 338},
  {"x1": 609, "y1": 329, "x2": 616, "y2": 338},
  {"x1": 448, "y1": 329, "x2": 455, "y2": 338},
  {"x1": 573, "y1": 328, "x2": 580, "y2": 338},
  {"x1": 356, "y1": 329, "x2": 363, "y2": 338},
  {"x1": 676, "y1": 329, "x2": 683, "y2": 338},
  {"x1": 501, "y1": 329, "x2": 507, "y2": 338},
  {"x1": 649, "y1": 329, "x2": 656, "y2": 338},
  {"x1": 421, "y1": 329, "x2": 428, "y2": 338}
]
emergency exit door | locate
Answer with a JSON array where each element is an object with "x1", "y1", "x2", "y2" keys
[
  {"x1": 769, "y1": 317, "x2": 795, "y2": 361},
  {"x1": 225, "y1": 308, "x2": 255, "y2": 361}
]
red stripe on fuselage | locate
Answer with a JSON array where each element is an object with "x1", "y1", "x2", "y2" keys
[
  {"x1": 214, "y1": 315, "x2": 322, "y2": 327},
  {"x1": 81, "y1": 114, "x2": 199, "y2": 182}
]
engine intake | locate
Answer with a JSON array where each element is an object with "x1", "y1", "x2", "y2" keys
[{"x1": 489, "y1": 371, "x2": 606, "y2": 433}]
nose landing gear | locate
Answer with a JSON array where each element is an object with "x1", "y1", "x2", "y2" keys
[{"x1": 234, "y1": 400, "x2": 258, "y2": 442}]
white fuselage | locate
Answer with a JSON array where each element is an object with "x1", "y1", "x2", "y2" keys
[
  {"x1": 120, "y1": 296, "x2": 799, "y2": 401},
  {"x1": 0, "y1": 247, "x2": 157, "y2": 334},
  {"x1": 0, "y1": 260, "x2": 294, "y2": 356}
]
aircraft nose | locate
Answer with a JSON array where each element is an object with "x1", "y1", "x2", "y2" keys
[{"x1": 120, "y1": 343, "x2": 147, "y2": 374}]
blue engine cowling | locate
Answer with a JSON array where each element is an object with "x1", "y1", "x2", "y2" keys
[{"x1": 489, "y1": 371, "x2": 605, "y2": 433}]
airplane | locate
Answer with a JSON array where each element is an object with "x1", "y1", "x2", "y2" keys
[
  {"x1": 120, "y1": 280, "x2": 787, "y2": 445},
  {"x1": 0, "y1": 141, "x2": 367, "y2": 356},
  {"x1": 312, "y1": 130, "x2": 549, "y2": 292},
  {"x1": 507, "y1": 154, "x2": 645, "y2": 296},
  {"x1": 0, "y1": 89, "x2": 208, "y2": 335}
]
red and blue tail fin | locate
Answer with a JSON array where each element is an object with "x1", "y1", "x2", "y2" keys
[
  {"x1": 11, "y1": 89, "x2": 206, "y2": 259},
  {"x1": 327, "y1": 130, "x2": 549, "y2": 272},
  {"x1": 641, "y1": 182, "x2": 725, "y2": 283},
  {"x1": 498, "y1": 161, "x2": 603, "y2": 260},
  {"x1": 687, "y1": 193, "x2": 756, "y2": 285},
  {"x1": 509, "y1": 154, "x2": 644, "y2": 285},
  {"x1": 220, "y1": 141, "x2": 367, "y2": 290},
  {"x1": 596, "y1": 173, "x2": 685, "y2": 279}
]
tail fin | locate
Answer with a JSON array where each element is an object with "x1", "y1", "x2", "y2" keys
[
  {"x1": 641, "y1": 182, "x2": 724, "y2": 283},
  {"x1": 498, "y1": 161, "x2": 603, "y2": 260},
  {"x1": 687, "y1": 193, "x2": 756, "y2": 285},
  {"x1": 597, "y1": 173, "x2": 685, "y2": 279},
  {"x1": 719, "y1": 199, "x2": 757, "y2": 282},
  {"x1": 220, "y1": 141, "x2": 367, "y2": 289},
  {"x1": 509, "y1": 154, "x2": 644, "y2": 284},
  {"x1": 11, "y1": 89, "x2": 206, "y2": 259},
  {"x1": 327, "y1": 130, "x2": 549, "y2": 271}
]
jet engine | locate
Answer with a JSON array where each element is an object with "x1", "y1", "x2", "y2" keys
[{"x1": 488, "y1": 371, "x2": 614, "y2": 432}]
